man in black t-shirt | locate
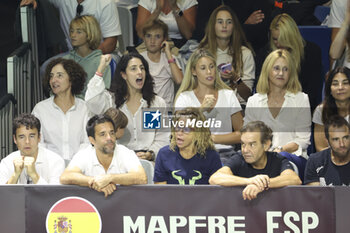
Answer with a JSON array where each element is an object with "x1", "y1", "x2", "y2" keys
[
  {"x1": 209, "y1": 121, "x2": 301, "y2": 200},
  {"x1": 305, "y1": 115, "x2": 350, "y2": 186}
]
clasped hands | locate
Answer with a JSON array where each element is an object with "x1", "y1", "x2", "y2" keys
[
  {"x1": 242, "y1": 175, "x2": 270, "y2": 200},
  {"x1": 88, "y1": 174, "x2": 116, "y2": 197}
]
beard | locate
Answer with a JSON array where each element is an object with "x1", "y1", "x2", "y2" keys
[{"x1": 102, "y1": 141, "x2": 115, "y2": 154}]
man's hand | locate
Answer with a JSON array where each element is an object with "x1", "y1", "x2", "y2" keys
[
  {"x1": 247, "y1": 175, "x2": 270, "y2": 191},
  {"x1": 242, "y1": 184, "x2": 263, "y2": 200},
  {"x1": 13, "y1": 156, "x2": 24, "y2": 176},
  {"x1": 100, "y1": 183, "x2": 117, "y2": 197},
  {"x1": 91, "y1": 174, "x2": 112, "y2": 191},
  {"x1": 24, "y1": 156, "x2": 39, "y2": 182},
  {"x1": 244, "y1": 10, "x2": 264, "y2": 25},
  {"x1": 136, "y1": 151, "x2": 153, "y2": 161},
  {"x1": 20, "y1": 0, "x2": 37, "y2": 9}
]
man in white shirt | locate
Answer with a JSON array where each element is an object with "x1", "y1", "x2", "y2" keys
[
  {"x1": 0, "y1": 114, "x2": 65, "y2": 184},
  {"x1": 60, "y1": 115, "x2": 147, "y2": 197}
]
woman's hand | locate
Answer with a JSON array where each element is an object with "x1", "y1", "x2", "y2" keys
[
  {"x1": 201, "y1": 94, "x2": 216, "y2": 112},
  {"x1": 97, "y1": 54, "x2": 112, "y2": 74},
  {"x1": 136, "y1": 151, "x2": 153, "y2": 161}
]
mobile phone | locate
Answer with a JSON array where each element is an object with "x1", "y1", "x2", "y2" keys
[{"x1": 220, "y1": 63, "x2": 232, "y2": 73}]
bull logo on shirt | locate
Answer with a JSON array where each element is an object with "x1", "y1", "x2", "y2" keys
[{"x1": 171, "y1": 170, "x2": 202, "y2": 185}]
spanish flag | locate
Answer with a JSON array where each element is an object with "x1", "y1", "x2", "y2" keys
[{"x1": 46, "y1": 197, "x2": 102, "y2": 233}]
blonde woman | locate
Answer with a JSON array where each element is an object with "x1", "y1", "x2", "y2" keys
[
  {"x1": 63, "y1": 15, "x2": 111, "y2": 96},
  {"x1": 256, "y1": 13, "x2": 322, "y2": 111},
  {"x1": 245, "y1": 49, "x2": 311, "y2": 178},
  {"x1": 174, "y1": 48, "x2": 243, "y2": 160},
  {"x1": 198, "y1": 5, "x2": 255, "y2": 106},
  {"x1": 154, "y1": 108, "x2": 222, "y2": 185}
]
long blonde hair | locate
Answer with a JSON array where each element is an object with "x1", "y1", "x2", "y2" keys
[
  {"x1": 175, "y1": 48, "x2": 230, "y2": 102},
  {"x1": 257, "y1": 49, "x2": 301, "y2": 94},
  {"x1": 269, "y1": 13, "x2": 305, "y2": 71},
  {"x1": 170, "y1": 107, "x2": 215, "y2": 157},
  {"x1": 198, "y1": 5, "x2": 253, "y2": 77}
]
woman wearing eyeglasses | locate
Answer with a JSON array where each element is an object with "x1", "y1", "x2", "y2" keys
[
  {"x1": 174, "y1": 49, "x2": 243, "y2": 162},
  {"x1": 154, "y1": 108, "x2": 222, "y2": 185}
]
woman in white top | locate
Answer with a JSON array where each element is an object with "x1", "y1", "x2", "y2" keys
[
  {"x1": 313, "y1": 67, "x2": 350, "y2": 151},
  {"x1": 174, "y1": 48, "x2": 243, "y2": 157},
  {"x1": 85, "y1": 53, "x2": 170, "y2": 161},
  {"x1": 32, "y1": 58, "x2": 90, "y2": 161},
  {"x1": 245, "y1": 49, "x2": 311, "y2": 160},
  {"x1": 136, "y1": 0, "x2": 198, "y2": 48},
  {"x1": 198, "y1": 5, "x2": 255, "y2": 106}
]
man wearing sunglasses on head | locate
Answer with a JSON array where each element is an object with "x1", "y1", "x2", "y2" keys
[{"x1": 20, "y1": 0, "x2": 121, "y2": 54}]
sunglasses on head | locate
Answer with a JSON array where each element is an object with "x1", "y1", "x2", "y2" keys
[{"x1": 76, "y1": 4, "x2": 83, "y2": 16}]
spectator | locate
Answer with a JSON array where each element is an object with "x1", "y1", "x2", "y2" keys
[
  {"x1": 245, "y1": 49, "x2": 311, "y2": 177},
  {"x1": 21, "y1": 0, "x2": 121, "y2": 54},
  {"x1": 313, "y1": 67, "x2": 350, "y2": 151},
  {"x1": 63, "y1": 15, "x2": 111, "y2": 97},
  {"x1": 32, "y1": 58, "x2": 90, "y2": 161},
  {"x1": 136, "y1": 0, "x2": 198, "y2": 48},
  {"x1": 85, "y1": 54, "x2": 170, "y2": 161},
  {"x1": 60, "y1": 115, "x2": 147, "y2": 197},
  {"x1": 154, "y1": 108, "x2": 222, "y2": 185},
  {"x1": 256, "y1": 13, "x2": 323, "y2": 111},
  {"x1": 0, "y1": 114, "x2": 65, "y2": 184},
  {"x1": 209, "y1": 121, "x2": 301, "y2": 200},
  {"x1": 328, "y1": 0, "x2": 347, "y2": 44},
  {"x1": 104, "y1": 107, "x2": 128, "y2": 140},
  {"x1": 198, "y1": 5, "x2": 255, "y2": 106},
  {"x1": 174, "y1": 48, "x2": 243, "y2": 162},
  {"x1": 329, "y1": 0, "x2": 350, "y2": 68},
  {"x1": 140, "y1": 19, "x2": 183, "y2": 107},
  {"x1": 305, "y1": 115, "x2": 350, "y2": 186}
]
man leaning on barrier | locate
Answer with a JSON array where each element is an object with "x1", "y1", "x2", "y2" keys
[
  {"x1": 60, "y1": 114, "x2": 147, "y2": 197},
  {"x1": 0, "y1": 113, "x2": 65, "y2": 184},
  {"x1": 209, "y1": 121, "x2": 301, "y2": 200},
  {"x1": 305, "y1": 115, "x2": 350, "y2": 186}
]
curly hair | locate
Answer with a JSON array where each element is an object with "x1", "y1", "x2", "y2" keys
[
  {"x1": 256, "y1": 49, "x2": 301, "y2": 94},
  {"x1": 269, "y1": 13, "x2": 305, "y2": 72},
  {"x1": 175, "y1": 48, "x2": 231, "y2": 102},
  {"x1": 69, "y1": 15, "x2": 102, "y2": 50},
  {"x1": 170, "y1": 107, "x2": 216, "y2": 157},
  {"x1": 110, "y1": 53, "x2": 155, "y2": 108},
  {"x1": 43, "y1": 57, "x2": 86, "y2": 96},
  {"x1": 198, "y1": 5, "x2": 253, "y2": 78},
  {"x1": 322, "y1": 66, "x2": 350, "y2": 124},
  {"x1": 13, "y1": 113, "x2": 41, "y2": 136}
]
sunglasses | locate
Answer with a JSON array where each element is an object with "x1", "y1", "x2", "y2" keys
[
  {"x1": 174, "y1": 126, "x2": 194, "y2": 134},
  {"x1": 76, "y1": 4, "x2": 83, "y2": 16}
]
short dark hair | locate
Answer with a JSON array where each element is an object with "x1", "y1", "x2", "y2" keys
[
  {"x1": 104, "y1": 108, "x2": 128, "y2": 129},
  {"x1": 86, "y1": 114, "x2": 116, "y2": 138},
  {"x1": 324, "y1": 115, "x2": 350, "y2": 140},
  {"x1": 240, "y1": 121, "x2": 273, "y2": 144},
  {"x1": 13, "y1": 113, "x2": 41, "y2": 136},
  {"x1": 43, "y1": 58, "x2": 86, "y2": 96}
]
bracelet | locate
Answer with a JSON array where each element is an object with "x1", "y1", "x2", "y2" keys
[
  {"x1": 168, "y1": 58, "x2": 176, "y2": 64},
  {"x1": 95, "y1": 71, "x2": 103, "y2": 77},
  {"x1": 234, "y1": 77, "x2": 242, "y2": 85}
]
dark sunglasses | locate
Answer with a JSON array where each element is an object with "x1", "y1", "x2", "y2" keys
[{"x1": 76, "y1": 4, "x2": 83, "y2": 16}]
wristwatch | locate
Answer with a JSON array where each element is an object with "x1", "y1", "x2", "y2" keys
[{"x1": 173, "y1": 9, "x2": 183, "y2": 17}]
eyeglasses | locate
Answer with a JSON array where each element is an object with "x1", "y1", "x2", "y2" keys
[
  {"x1": 174, "y1": 126, "x2": 193, "y2": 134},
  {"x1": 76, "y1": 3, "x2": 83, "y2": 16}
]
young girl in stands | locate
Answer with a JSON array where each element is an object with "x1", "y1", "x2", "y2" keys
[
  {"x1": 174, "y1": 48, "x2": 243, "y2": 163},
  {"x1": 140, "y1": 19, "x2": 183, "y2": 107},
  {"x1": 198, "y1": 5, "x2": 255, "y2": 107},
  {"x1": 85, "y1": 53, "x2": 170, "y2": 161},
  {"x1": 64, "y1": 15, "x2": 111, "y2": 97},
  {"x1": 313, "y1": 67, "x2": 350, "y2": 151},
  {"x1": 154, "y1": 107, "x2": 222, "y2": 185}
]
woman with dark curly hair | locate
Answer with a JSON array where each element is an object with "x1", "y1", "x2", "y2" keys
[
  {"x1": 154, "y1": 107, "x2": 221, "y2": 185},
  {"x1": 85, "y1": 53, "x2": 170, "y2": 161},
  {"x1": 32, "y1": 58, "x2": 90, "y2": 161},
  {"x1": 313, "y1": 67, "x2": 350, "y2": 151}
]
